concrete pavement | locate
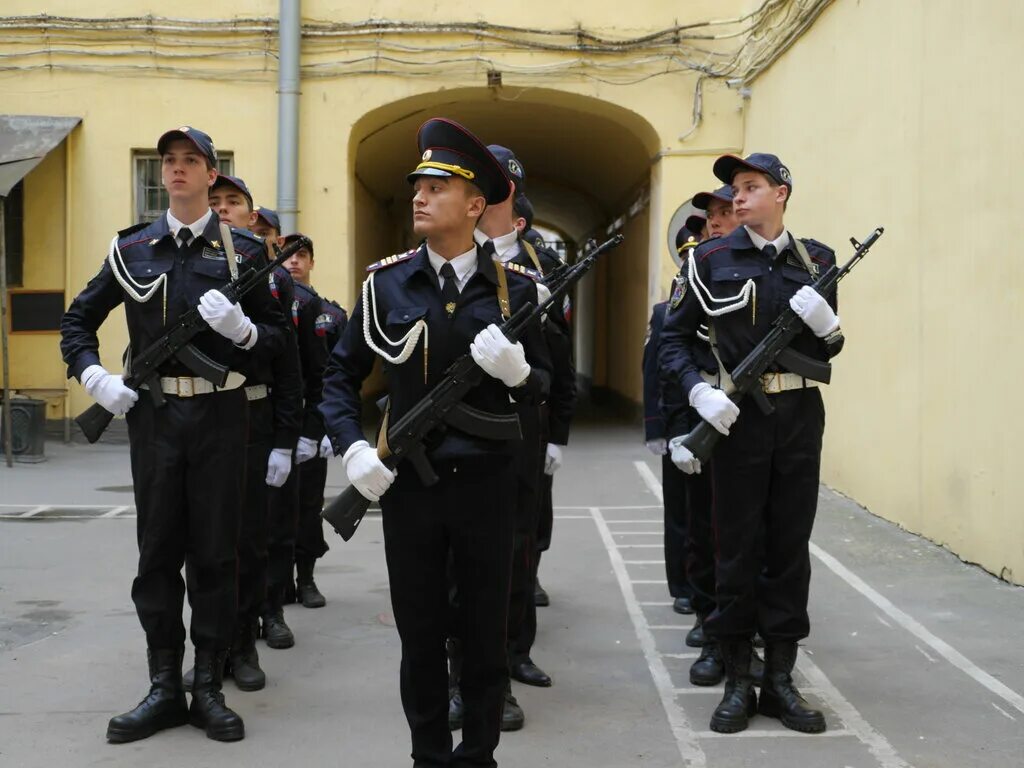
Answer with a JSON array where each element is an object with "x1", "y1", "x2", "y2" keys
[{"x1": 1, "y1": 420, "x2": 1023, "y2": 767}]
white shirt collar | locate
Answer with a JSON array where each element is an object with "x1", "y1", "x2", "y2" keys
[
  {"x1": 745, "y1": 225, "x2": 790, "y2": 254},
  {"x1": 474, "y1": 228, "x2": 521, "y2": 262},
  {"x1": 166, "y1": 208, "x2": 214, "y2": 241},
  {"x1": 425, "y1": 242, "x2": 478, "y2": 289}
]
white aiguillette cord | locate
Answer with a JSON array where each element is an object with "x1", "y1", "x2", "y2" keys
[
  {"x1": 362, "y1": 270, "x2": 429, "y2": 381},
  {"x1": 218, "y1": 222, "x2": 240, "y2": 281},
  {"x1": 107, "y1": 233, "x2": 169, "y2": 322}
]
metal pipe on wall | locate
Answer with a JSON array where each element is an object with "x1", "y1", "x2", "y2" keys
[{"x1": 277, "y1": 0, "x2": 301, "y2": 234}]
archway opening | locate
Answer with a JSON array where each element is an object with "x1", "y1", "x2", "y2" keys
[{"x1": 349, "y1": 87, "x2": 658, "y2": 414}]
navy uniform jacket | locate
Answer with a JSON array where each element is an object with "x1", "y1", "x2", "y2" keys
[
  {"x1": 514, "y1": 239, "x2": 577, "y2": 446},
  {"x1": 317, "y1": 296, "x2": 349, "y2": 354},
  {"x1": 291, "y1": 281, "x2": 332, "y2": 441},
  {"x1": 61, "y1": 214, "x2": 288, "y2": 384},
  {"x1": 319, "y1": 243, "x2": 552, "y2": 462},
  {"x1": 255, "y1": 265, "x2": 302, "y2": 450},
  {"x1": 659, "y1": 226, "x2": 840, "y2": 400}
]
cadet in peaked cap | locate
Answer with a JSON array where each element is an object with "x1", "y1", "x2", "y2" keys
[{"x1": 407, "y1": 118, "x2": 513, "y2": 205}]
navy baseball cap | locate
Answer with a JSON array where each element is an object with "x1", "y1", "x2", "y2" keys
[
  {"x1": 523, "y1": 228, "x2": 546, "y2": 250},
  {"x1": 210, "y1": 174, "x2": 253, "y2": 206},
  {"x1": 407, "y1": 119, "x2": 513, "y2": 205},
  {"x1": 513, "y1": 194, "x2": 534, "y2": 229},
  {"x1": 157, "y1": 126, "x2": 218, "y2": 166},
  {"x1": 488, "y1": 144, "x2": 526, "y2": 196},
  {"x1": 714, "y1": 153, "x2": 793, "y2": 193},
  {"x1": 692, "y1": 184, "x2": 735, "y2": 211},
  {"x1": 685, "y1": 214, "x2": 707, "y2": 236},
  {"x1": 254, "y1": 206, "x2": 280, "y2": 231},
  {"x1": 284, "y1": 232, "x2": 314, "y2": 258}
]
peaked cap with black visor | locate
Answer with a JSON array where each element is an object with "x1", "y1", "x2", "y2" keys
[{"x1": 407, "y1": 118, "x2": 513, "y2": 205}]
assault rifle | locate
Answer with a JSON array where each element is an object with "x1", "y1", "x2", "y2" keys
[
  {"x1": 75, "y1": 235, "x2": 312, "y2": 443},
  {"x1": 322, "y1": 233, "x2": 625, "y2": 541},
  {"x1": 680, "y1": 227, "x2": 884, "y2": 463}
]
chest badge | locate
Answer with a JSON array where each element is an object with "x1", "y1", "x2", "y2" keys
[
  {"x1": 445, "y1": 301, "x2": 457, "y2": 317},
  {"x1": 669, "y1": 275, "x2": 688, "y2": 309}
]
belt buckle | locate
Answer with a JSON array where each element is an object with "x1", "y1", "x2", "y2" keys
[
  {"x1": 176, "y1": 377, "x2": 194, "y2": 398},
  {"x1": 762, "y1": 372, "x2": 782, "y2": 394}
]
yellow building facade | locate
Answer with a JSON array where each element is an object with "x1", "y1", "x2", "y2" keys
[{"x1": 2, "y1": 0, "x2": 1019, "y2": 584}]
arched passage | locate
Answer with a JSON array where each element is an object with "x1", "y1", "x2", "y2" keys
[{"x1": 348, "y1": 87, "x2": 659, "y2": 410}]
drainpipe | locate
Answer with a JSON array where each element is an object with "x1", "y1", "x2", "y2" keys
[{"x1": 277, "y1": 0, "x2": 301, "y2": 234}]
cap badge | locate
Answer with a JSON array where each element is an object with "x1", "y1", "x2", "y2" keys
[
  {"x1": 507, "y1": 159, "x2": 523, "y2": 178},
  {"x1": 179, "y1": 126, "x2": 190, "y2": 132},
  {"x1": 422, "y1": 149, "x2": 433, "y2": 161},
  {"x1": 779, "y1": 165, "x2": 792, "y2": 183}
]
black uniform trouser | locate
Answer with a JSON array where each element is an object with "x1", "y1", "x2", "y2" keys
[
  {"x1": 684, "y1": 466, "x2": 716, "y2": 619},
  {"x1": 536, "y1": 473, "x2": 554, "y2": 553},
  {"x1": 127, "y1": 389, "x2": 247, "y2": 651},
  {"x1": 382, "y1": 456, "x2": 514, "y2": 768},
  {"x1": 660, "y1": 453, "x2": 693, "y2": 601},
  {"x1": 266, "y1": 458, "x2": 300, "y2": 602},
  {"x1": 507, "y1": 461, "x2": 542, "y2": 664},
  {"x1": 704, "y1": 387, "x2": 824, "y2": 642},
  {"x1": 238, "y1": 395, "x2": 273, "y2": 624},
  {"x1": 296, "y1": 456, "x2": 330, "y2": 561}
]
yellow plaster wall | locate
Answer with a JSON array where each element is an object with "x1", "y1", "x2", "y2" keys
[{"x1": 742, "y1": 0, "x2": 1024, "y2": 583}]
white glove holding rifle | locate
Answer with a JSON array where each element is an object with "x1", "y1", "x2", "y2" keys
[{"x1": 688, "y1": 382, "x2": 739, "y2": 436}]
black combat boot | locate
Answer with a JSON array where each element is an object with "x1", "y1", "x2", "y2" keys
[
  {"x1": 189, "y1": 649, "x2": 245, "y2": 741},
  {"x1": 533, "y1": 579, "x2": 549, "y2": 607},
  {"x1": 750, "y1": 648, "x2": 765, "y2": 686},
  {"x1": 229, "y1": 617, "x2": 266, "y2": 691},
  {"x1": 447, "y1": 638, "x2": 464, "y2": 731},
  {"x1": 296, "y1": 556, "x2": 326, "y2": 609},
  {"x1": 106, "y1": 647, "x2": 189, "y2": 743},
  {"x1": 709, "y1": 639, "x2": 758, "y2": 733},
  {"x1": 689, "y1": 642, "x2": 724, "y2": 686},
  {"x1": 260, "y1": 590, "x2": 295, "y2": 649},
  {"x1": 685, "y1": 617, "x2": 705, "y2": 648},
  {"x1": 500, "y1": 681, "x2": 525, "y2": 732},
  {"x1": 758, "y1": 641, "x2": 826, "y2": 733}
]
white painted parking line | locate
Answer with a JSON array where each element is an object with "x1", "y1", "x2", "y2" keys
[
  {"x1": 604, "y1": 519, "x2": 663, "y2": 524},
  {"x1": 992, "y1": 703, "x2": 1017, "y2": 722},
  {"x1": 552, "y1": 515, "x2": 593, "y2": 519},
  {"x1": 19, "y1": 506, "x2": 50, "y2": 518},
  {"x1": 672, "y1": 687, "x2": 723, "y2": 695},
  {"x1": 639, "y1": 601, "x2": 674, "y2": 606},
  {"x1": 695, "y1": 729, "x2": 855, "y2": 739},
  {"x1": 100, "y1": 506, "x2": 130, "y2": 518},
  {"x1": 623, "y1": 560, "x2": 667, "y2": 565},
  {"x1": 796, "y1": 649, "x2": 909, "y2": 767},
  {"x1": 649, "y1": 625, "x2": 689, "y2": 630},
  {"x1": 634, "y1": 460, "x2": 664, "y2": 499},
  {"x1": 592, "y1": 506, "x2": 707, "y2": 767},
  {"x1": 661, "y1": 652, "x2": 700, "y2": 660},
  {"x1": 810, "y1": 541, "x2": 1024, "y2": 717}
]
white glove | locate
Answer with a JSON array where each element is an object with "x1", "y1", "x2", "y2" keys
[
  {"x1": 669, "y1": 435, "x2": 701, "y2": 474},
  {"x1": 319, "y1": 435, "x2": 335, "y2": 459},
  {"x1": 789, "y1": 286, "x2": 840, "y2": 338},
  {"x1": 81, "y1": 364, "x2": 138, "y2": 416},
  {"x1": 266, "y1": 447, "x2": 292, "y2": 487},
  {"x1": 544, "y1": 443, "x2": 563, "y2": 475},
  {"x1": 342, "y1": 440, "x2": 396, "y2": 502},
  {"x1": 689, "y1": 382, "x2": 739, "y2": 436},
  {"x1": 198, "y1": 289, "x2": 257, "y2": 348},
  {"x1": 470, "y1": 324, "x2": 531, "y2": 388},
  {"x1": 295, "y1": 436, "x2": 319, "y2": 464},
  {"x1": 645, "y1": 438, "x2": 667, "y2": 456}
]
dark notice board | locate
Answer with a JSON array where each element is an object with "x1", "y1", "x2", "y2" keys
[{"x1": 9, "y1": 291, "x2": 65, "y2": 333}]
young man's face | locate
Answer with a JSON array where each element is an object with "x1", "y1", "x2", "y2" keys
[
  {"x1": 250, "y1": 221, "x2": 282, "y2": 243},
  {"x1": 209, "y1": 187, "x2": 257, "y2": 230},
  {"x1": 161, "y1": 140, "x2": 216, "y2": 202},
  {"x1": 731, "y1": 171, "x2": 787, "y2": 228},
  {"x1": 284, "y1": 247, "x2": 314, "y2": 285},
  {"x1": 411, "y1": 177, "x2": 485, "y2": 238},
  {"x1": 706, "y1": 198, "x2": 738, "y2": 238}
]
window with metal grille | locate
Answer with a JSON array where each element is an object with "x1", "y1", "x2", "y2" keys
[{"x1": 133, "y1": 151, "x2": 233, "y2": 223}]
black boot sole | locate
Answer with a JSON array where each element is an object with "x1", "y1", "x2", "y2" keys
[
  {"x1": 689, "y1": 668, "x2": 725, "y2": 686},
  {"x1": 299, "y1": 593, "x2": 326, "y2": 609},
  {"x1": 189, "y1": 712, "x2": 245, "y2": 742},
  {"x1": 106, "y1": 709, "x2": 188, "y2": 743},
  {"x1": 265, "y1": 635, "x2": 295, "y2": 649},
  {"x1": 710, "y1": 691, "x2": 757, "y2": 733}
]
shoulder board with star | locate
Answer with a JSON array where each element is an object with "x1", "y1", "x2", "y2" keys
[
  {"x1": 366, "y1": 248, "x2": 419, "y2": 272},
  {"x1": 501, "y1": 261, "x2": 542, "y2": 282},
  {"x1": 228, "y1": 226, "x2": 265, "y2": 260}
]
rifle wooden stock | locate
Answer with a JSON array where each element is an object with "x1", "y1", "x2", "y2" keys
[
  {"x1": 321, "y1": 233, "x2": 625, "y2": 541},
  {"x1": 680, "y1": 227, "x2": 884, "y2": 463}
]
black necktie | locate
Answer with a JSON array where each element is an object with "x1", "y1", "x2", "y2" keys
[
  {"x1": 762, "y1": 243, "x2": 777, "y2": 260},
  {"x1": 479, "y1": 239, "x2": 496, "y2": 260},
  {"x1": 178, "y1": 228, "x2": 193, "y2": 249},
  {"x1": 440, "y1": 262, "x2": 459, "y2": 318}
]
